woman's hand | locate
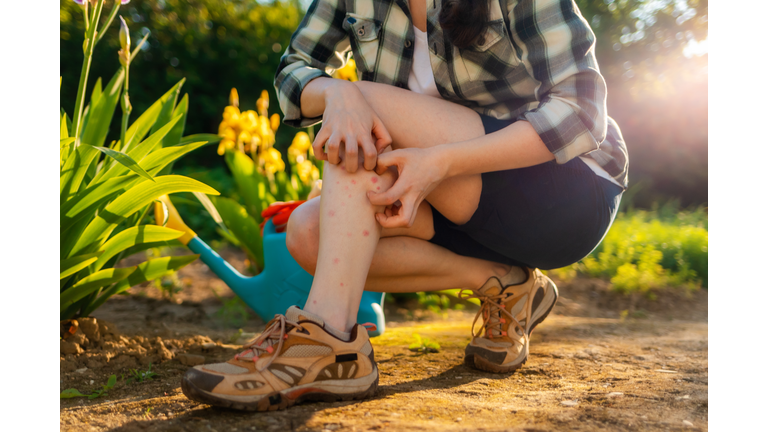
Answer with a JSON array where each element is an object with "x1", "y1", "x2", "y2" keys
[
  {"x1": 312, "y1": 80, "x2": 392, "y2": 173},
  {"x1": 367, "y1": 147, "x2": 448, "y2": 228}
]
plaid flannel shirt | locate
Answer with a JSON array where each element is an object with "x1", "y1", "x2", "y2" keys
[{"x1": 274, "y1": 0, "x2": 628, "y2": 188}]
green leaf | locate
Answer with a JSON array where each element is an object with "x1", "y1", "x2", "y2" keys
[
  {"x1": 212, "y1": 196, "x2": 264, "y2": 270},
  {"x1": 105, "y1": 375, "x2": 117, "y2": 389},
  {"x1": 91, "y1": 146, "x2": 155, "y2": 183},
  {"x1": 92, "y1": 114, "x2": 183, "y2": 185},
  {"x1": 83, "y1": 255, "x2": 199, "y2": 316},
  {"x1": 60, "y1": 252, "x2": 103, "y2": 279},
  {"x1": 177, "y1": 133, "x2": 221, "y2": 147},
  {"x1": 61, "y1": 113, "x2": 70, "y2": 140},
  {"x1": 149, "y1": 81, "x2": 182, "y2": 140},
  {"x1": 157, "y1": 94, "x2": 190, "y2": 175},
  {"x1": 62, "y1": 141, "x2": 207, "y2": 233},
  {"x1": 129, "y1": 32, "x2": 150, "y2": 62},
  {"x1": 60, "y1": 389, "x2": 87, "y2": 399},
  {"x1": 225, "y1": 151, "x2": 266, "y2": 221},
  {"x1": 80, "y1": 70, "x2": 125, "y2": 149},
  {"x1": 92, "y1": 225, "x2": 183, "y2": 271},
  {"x1": 69, "y1": 176, "x2": 219, "y2": 257},
  {"x1": 122, "y1": 80, "x2": 185, "y2": 154},
  {"x1": 192, "y1": 191, "x2": 227, "y2": 232},
  {"x1": 61, "y1": 267, "x2": 136, "y2": 312}
]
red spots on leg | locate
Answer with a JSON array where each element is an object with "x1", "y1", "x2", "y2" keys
[
  {"x1": 346, "y1": 232, "x2": 352, "y2": 238},
  {"x1": 340, "y1": 282, "x2": 344, "y2": 287},
  {"x1": 333, "y1": 258, "x2": 340, "y2": 264},
  {"x1": 336, "y1": 181, "x2": 339, "y2": 185},
  {"x1": 351, "y1": 180, "x2": 357, "y2": 185},
  {"x1": 313, "y1": 300, "x2": 317, "y2": 304},
  {"x1": 376, "y1": 186, "x2": 380, "y2": 190},
  {"x1": 344, "y1": 185, "x2": 349, "y2": 191},
  {"x1": 328, "y1": 210, "x2": 336, "y2": 217},
  {"x1": 348, "y1": 194, "x2": 352, "y2": 198},
  {"x1": 362, "y1": 230, "x2": 370, "y2": 237},
  {"x1": 370, "y1": 177, "x2": 378, "y2": 184}
]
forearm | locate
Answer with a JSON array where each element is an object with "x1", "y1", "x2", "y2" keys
[
  {"x1": 300, "y1": 77, "x2": 355, "y2": 119},
  {"x1": 437, "y1": 120, "x2": 555, "y2": 178}
]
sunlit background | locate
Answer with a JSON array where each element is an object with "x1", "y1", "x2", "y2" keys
[{"x1": 60, "y1": 0, "x2": 708, "y2": 209}]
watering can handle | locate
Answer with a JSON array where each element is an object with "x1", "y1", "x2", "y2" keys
[{"x1": 154, "y1": 195, "x2": 197, "y2": 246}]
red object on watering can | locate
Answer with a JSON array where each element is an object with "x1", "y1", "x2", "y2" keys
[{"x1": 260, "y1": 201, "x2": 306, "y2": 235}]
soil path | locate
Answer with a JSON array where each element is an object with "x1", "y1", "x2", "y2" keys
[{"x1": 60, "y1": 249, "x2": 708, "y2": 431}]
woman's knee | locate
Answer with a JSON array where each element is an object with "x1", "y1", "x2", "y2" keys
[{"x1": 286, "y1": 198, "x2": 320, "y2": 270}]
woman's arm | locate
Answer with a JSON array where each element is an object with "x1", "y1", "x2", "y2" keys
[
  {"x1": 300, "y1": 77, "x2": 392, "y2": 173},
  {"x1": 367, "y1": 121, "x2": 554, "y2": 228}
]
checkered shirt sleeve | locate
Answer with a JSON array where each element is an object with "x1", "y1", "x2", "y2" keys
[
  {"x1": 274, "y1": 0, "x2": 351, "y2": 128},
  {"x1": 511, "y1": 0, "x2": 608, "y2": 163}
]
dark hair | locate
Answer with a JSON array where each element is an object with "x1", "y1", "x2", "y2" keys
[{"x1": 438, "y1": 0, "x2": 490, "y2": 49}]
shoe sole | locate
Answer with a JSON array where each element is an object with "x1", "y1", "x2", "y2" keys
[
  {"x1": 181, "y1": 368, "x2": 379, "y2": 412},
  {"x1": 465, "y1": 278, "x2": 559, "y2": 374}
]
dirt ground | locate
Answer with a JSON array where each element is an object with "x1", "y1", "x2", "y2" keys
[{"x1": 60, "y1": 247, "x2": 708, "y2": 431}]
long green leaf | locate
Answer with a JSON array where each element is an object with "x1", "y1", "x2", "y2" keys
[
  {"x1": 61, "y1": 142, "x2": 207, "y2": 233},
  {"x1": 212, "y1": 196, "x2": 264, "y2": 270},
  {"x1": 69, "y1": 176, "x2": 219, "y2": 257},
  {"x1": 82, "y1": 255, "x2": 198, "y2": 316},
  {"x1": 122, "y1": 80, "x2": 185, "y2": 153},
  {"x1": 158, "y1": 94, "x2": 189, "y2": 175},
  {"x1": 89, "y1": 114, "x2": 183, "y2": 185},
  {"x1": 91, "y1": 146, "x2": 155, "y2": 182},
  {"x1": 60, "y1": 267, "x2": 136, "y2": 312},
  {"x1": 225, "y1": 151, "x2": 265, "y2": 221},
  {"x1": 177, "y1": 133, "x2": 221, "y2": 147},
  {"x1": 81, "y1": 70, "x2": 125, "y2": 149},
  {"x1": 60, "y1": 252, "x2": 103, "y2": 280},
  {"x1": 92, "y1": 225, "x2": 183, "y2": 271},
  {"x1": 149, "y1": 81, "x2": 182, "y2": 140},
  {"x1": 60, "y1": 144, "x2": 100, "y2": 199}
]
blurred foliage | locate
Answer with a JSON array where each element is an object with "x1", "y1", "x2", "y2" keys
[
  {"x1": 60, "y1": 0, "x2": 304, "y2": 165},
  {"x1": 550, "y1": 204, "x2": 708, "y2": 295},
  {"x1": 61, "y1": 0, "x2": 707, "y2": 207}
]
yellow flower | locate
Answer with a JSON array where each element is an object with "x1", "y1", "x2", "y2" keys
[
  {"x1": 221, "y1": 127, "x2": 236, "y2": 142},
  {"x1": 256, "y1": 90, "x2": 269, "y2": 116},
  {"x1": 333, "y1": 58, "x2": 358, "y2": 82},
  {"x1": 290, "y1": 131, "x2": 312, "y2": 152},
  {"x1": 262, "y1": 147, "x2": 285, "y2": 174},
  {"x1": 238, "y1": 130, "x2": 252, "y2": 144},
  {"x1": 239, "y1": 110, "x2": 259, "y2": 132},
  {"x1": 217, "y1": 139, "x2": 235, "y2": 156},
  {"x1": 229, "y1": 88, "x2": 239, "y2": 108},
  {"x1": 296, "y1": 159, "x2": 320, "y2": 185},
  {"x1": 270, "y1": 113, "x2": 281, "y2": 132}
]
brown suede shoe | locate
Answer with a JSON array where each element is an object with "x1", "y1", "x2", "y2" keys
[
  {"x1": 461, "y1": 267, "x2": 558, "y2": 373},
  {"x1": 181, "y1": 306, "x2": 378, "y2": 411}
]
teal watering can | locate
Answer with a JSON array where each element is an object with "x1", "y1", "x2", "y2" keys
[{"x1": 154, "y1": 195, "x2": 386, "y2": 336}]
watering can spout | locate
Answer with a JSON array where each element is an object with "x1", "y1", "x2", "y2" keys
[{"x1": 154, "y1": 195, "x2": 249, "y2": 289}]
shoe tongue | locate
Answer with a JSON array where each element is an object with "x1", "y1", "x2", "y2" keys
[{"x1": 285, "y1": 306, "x2": 324, "y2": 326}]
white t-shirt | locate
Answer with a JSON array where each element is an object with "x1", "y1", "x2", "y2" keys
[{"x1": 406, "y1": 25, "x2": 622, "y2": 188}]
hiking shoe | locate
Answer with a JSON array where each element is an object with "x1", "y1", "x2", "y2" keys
[
  {"x1": 461, "y1": 267, "x2": 558, "y2": 373},
  {"x1": 181, "y1": 306, "x2": 378, "y2": 411}
]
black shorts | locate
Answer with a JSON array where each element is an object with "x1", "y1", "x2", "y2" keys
[{"x1": 427, "y1": 115, "x2": 624, "y2": 270}]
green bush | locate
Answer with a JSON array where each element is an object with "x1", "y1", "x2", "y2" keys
[{"x1": 553, "y1": 206, "x2": 708, "y2": 295}]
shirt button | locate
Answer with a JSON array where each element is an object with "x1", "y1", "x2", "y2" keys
[{"x1": 405, "y1": 40, "x2": 412, "y2": 48}]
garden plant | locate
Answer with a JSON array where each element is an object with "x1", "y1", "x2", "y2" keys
[{"x1": 60, "y1": 0, "x2": 219, "y2": 320}]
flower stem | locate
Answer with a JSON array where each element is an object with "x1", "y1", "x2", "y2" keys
[
  {"x1": 95, "y1": 1, "x2": 121, "y2": 46},
  {"x1": 72, "y1": 0, "x2": 105, "y2": 147},
  {"x1": 119, "y1": 62, "x2": 131, "y2": 152}
]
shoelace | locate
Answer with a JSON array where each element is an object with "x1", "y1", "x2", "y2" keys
[
  {"x1": 458, "y1": 288, "x2": 528, "y2": 348},
  {"x1": 234, "y1": 314, "x2": 304, "y2": 371}
]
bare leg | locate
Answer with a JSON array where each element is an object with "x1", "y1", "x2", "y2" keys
[
  {"x1": 301, "y1": 161, "x2": 396, "y2": 332},
  {"x1": 288, "y1": 197, "x2": 511, "y2": 295},
  {"x1": 296, "y1": 85, "x2": 526, "y2": 332}
]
